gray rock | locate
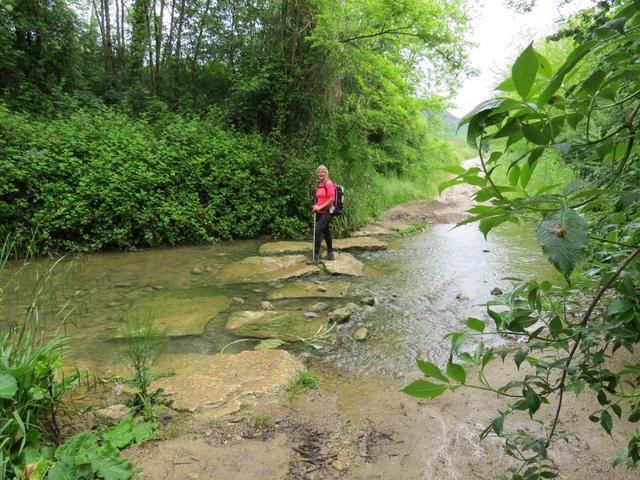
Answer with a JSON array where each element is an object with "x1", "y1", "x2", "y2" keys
[
  {"x1": 231, "y1": 297, "x2": 245, "y2": 305},
  {"x1": 309, "y1": 302, "x2": 330, "y2": 312},
  {"x1": 304, "y1": 312, "x2": 319, "y2": 318},
  {"x1": 328, "y1": 307, "x2": 351, "y2": 324},
  {"x1": 360, "y1": 296, "x2": 375, "y2": 306},
  {"x1": 353, "y1": 327, "x2": 368, "y2": 341},
  {"x1": 491, "y1": 287, "x2": 504, "y2": 296},
  {"x1": 260, "y1": 301, "x2": 274, "y2": 311},
  {"x1": 345, "y1": 302, "x2": 361, "y2": 314}
]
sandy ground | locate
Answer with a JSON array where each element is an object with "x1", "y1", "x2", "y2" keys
[{"x1": 123, "y1": 160, "x2": 639, "y2": 479}]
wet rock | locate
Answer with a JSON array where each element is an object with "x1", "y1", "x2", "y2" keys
[
  {"x1": 491, "y1": 287, "x2": 504, "y2": 296},
  {"x1": 456, "y1": 293, "x2": 469, "y2": 300},
  {"x1": 95, "y1": 404, "x2": 130, "y2": 423},
  {"x1": 353, "y1": 327, "x2": 368, "y2": 341},
  {"x1": 345, "y1": 302, "x2": 361, "y2": 314},
  {"x1": 260, "y1": 301, "x2": 274, "y2": 311},
  {"x1": 231, "y1": 297, "x2": 245, "y2": 306},
  {"x1": 267, "y1": 281, "x2": 350, "y2": 300},
  {"x1": 322, "y1": 253, "x2": 364, "y2": 276},
  {"x1": 482, "y1": 249, "x2": 490, "y2": 253},
  {"x1": 304, "y1": 312, "x2": 319, "y2": 319},
  {"x1": 123, "y1": 293, "x2": 230, "y2": 337},
  {"x1": 333, "y1": 237, "x2": 387, "y2": 252},
  {"x1": 192, "y1": 267, "x2": 203, "y2": 275},
  {"x1": 218, "y1": 255, "x2": 319, "y2": 283},
  {"x1": 153, "y1": 350, "x2": 301, "y2": 415},
  {"x1": 259, "y1": 237, "x2": 387, "y2": 255},
  {"x1": 360, "y1": 296, "x2": 375, "y2": 306},
  {"x1": 309, "y1": 302, "x2": 330, "y2": 312},
  {"x1": 328, "y1": 307, "x2": 351, "y2": 324},
  {"x1": 225, "y1": 311, "x2": 326, "y2": 342}
]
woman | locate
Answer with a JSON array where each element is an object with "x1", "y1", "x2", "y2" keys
[{"x1": 307, "y1": 164, "x2": 335, "y2": 264}]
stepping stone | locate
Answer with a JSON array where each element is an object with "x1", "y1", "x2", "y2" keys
[
  {"x1": 267, "y1": 280, "x2": 351, "y2": 299},
  {"x1": 258, "y1": 237, "x2": 387, "y2": 255},
  {"x1": 217, "y1": 255, "x2": 319, "y2": 283},
  {"x1": 322, "y1": 253, "x2": 363, "y2": 276},
  {"x1": 123, "y1": 292, "x2": 229, "y2": 337},
  {"x1": 225, "y1": 310, "x2": 325, "y2": 342}
]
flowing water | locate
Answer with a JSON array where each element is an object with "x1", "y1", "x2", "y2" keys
[{"x1": 1, "y1": 222, "x2": 556, "y2": 378}]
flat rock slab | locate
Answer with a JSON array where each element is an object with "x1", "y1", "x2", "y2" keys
[
  {"x1": 225, "y1": 310, "x2": 326, "y2": 343},
  {"x1": 154, "y1": 350, "x2": 301, "y2": 414},
  {"x1": 217, "y1": 255, "x2": 319, "y2": 283},
  {"x1": 267, "y1": 280, "x2": 351, "y2": 299},
  {"x1": 334, "y1": 237, "x2": 387, "y2": 251},
  {"x1": 258, "y1": 237, "x2": 387, "y2": 255},
  {"x1": 123, "y1": 292, "x2": 229, "y2": 337},
  {"x1": 322, "y1": 253, "x2": 364, "y2": 276}
]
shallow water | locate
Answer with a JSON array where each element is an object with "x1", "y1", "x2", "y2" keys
[{"x1": 1, "y1": 222, "x2": 557, "y2": 377}]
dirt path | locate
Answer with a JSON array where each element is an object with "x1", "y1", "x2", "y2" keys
[{"x1": 123, "y1": 160, "x2": 637, "y2": 479}]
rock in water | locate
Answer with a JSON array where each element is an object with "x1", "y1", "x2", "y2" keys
[
  {"x1": 225, "y1": 310, "x2": 326, "y2": 342},
  {"x1": 353, "y1": 327, "x2": 368, "y2": 341},
  {"x1": 260, "y1": 301, "x2": 274, "y2": 311},
  {"x1": 259, "y1": 237, "x2": 387, "y2": 255},
  {"x1": 217, "y1": 255, "x2": 319, "y2": 283},
  {"x1": 491, "y1": 287, "x2": 503, "y2": 296},
  {"x1": 456, "y1": 293, "x2": 469, "y2": 300},
  {"x1": 309, "y1": 302, "x2": 330, "y2": 312},
  {"x1": 267, "y1": 281, "x2": 350, "y2": 300},
  {"x1": 328, "y1": 307, "x2": 351, "y2": 324},
  {"x1": 322, "y1": 253, "x2": 364, "y2": 276},
  {"x1": 360, "y1": 296, "x2": 375, "y2": 306},
  {"x1": 231, "y1": 297, "x2": 245, "y2": 305},
  {"x1": 344, "y1": 302, "x2": 361, "y2": 314},
  {"x1": 304, "y1": 312, "x2": 319, "y2": 318},
  {"x1": 191, "y1": 267, "x2": 203, "y2": 275}
]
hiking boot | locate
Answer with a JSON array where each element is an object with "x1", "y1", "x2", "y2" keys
[
  {"x1": 306, "y1": 257, "x2": 319, "y2": 265},
  {"x1": 322, "y1": 252, "x2": 335, "y2": 261}
]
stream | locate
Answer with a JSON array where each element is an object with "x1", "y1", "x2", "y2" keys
[{"x1": 1, "y1": 221, "x2": 556, "y2": 379}]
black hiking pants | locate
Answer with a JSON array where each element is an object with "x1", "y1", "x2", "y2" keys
[{"x1": 314, "y1": 212, "x2": 333, "y2": 257}]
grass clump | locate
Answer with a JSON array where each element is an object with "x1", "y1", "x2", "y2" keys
[
  {"x1": 252, "y1": 414, "x2": 271, "y2": 430},
  {"x1": 285, "y1": 369, "x2": 320, "y2": 405}
]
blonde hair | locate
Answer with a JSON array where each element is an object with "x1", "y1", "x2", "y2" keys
[{"x1": 316, "y1": 164, "x2": 329, "y2": 175}]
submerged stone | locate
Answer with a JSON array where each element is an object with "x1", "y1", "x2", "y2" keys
[
  {"x1": 353, "y1": 327, "x2": 368, "y2": 341},
  {"x1": 328, "y1": 307, "x2": 351, "y2": 324},
  {"x1": 124, "y1": 292, "x2": 229, "y2": 337},
  {"x1": 225, "y1": 310, "x2": 326, "y2": 342},
  {"x1": 322, "y1": 253, "x2": 364, "y2": 276},
  {"x1": 217, "y1": 255, "x2": 319, "y2": 283},
  {"x1": 360, "y1": 296, "x2": 375, "y2": 306},
  {"x1": 154, "y1": 350, "x2": 301, "y2": 415},
  {"x1": 258, "y1": 236, "x2": 387, "y2": 255},
  {"x1": 260, "y1": 301, "x2": 274, "y2": 311},
  {"x1": 267, "y1": 281, "x2": 351, "y2": 299}
]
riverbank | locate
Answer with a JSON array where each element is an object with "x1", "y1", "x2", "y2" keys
[{"x1": 116, "y1": 161, "x2": 636, "y2": 479}]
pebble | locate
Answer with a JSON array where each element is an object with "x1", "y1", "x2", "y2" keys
[
  {"x1": 304, "y1": 312, "x2": 319, "y2": 318},
  {"x1": 204, "y1": 266, "x2": 212, "y2": 272},
  {"x1": 191, "y1": 267, "x2": 203, "y2": 275},
  {"x1": 328, "y1": 307, "x2": 351, "y2": 323},
  {"x1": 360, "y1": 296, "x2": 375, "y2": 306},
  {"x1": 345, "y1": 302, "x2": 361, "y2": 314},
  {"x1": 260, "y1": 301, "x2": 274, "y2": 311},
  {"x1": 491, "y1": 287, "x2": 503, "y2": 296},
  {"x1": 482, "y1": 249, "x2": 490, "y2": 253},
  {"x1": 353, "y1": 327, "x2": 368, "y2": 341},
  {"x1": 317, "y1": 286, "x2": 327, "y2": 292},
  {"x1": 252, "y1": 288, "x2": 263, "y2": 293},
  {"x1": 152, "y1": 285, "x2": 163, "y2": 290},
  {"x1": 231, "y1": 297, "x2": 245, "y2": 305},
  {"x1": 456, "y1": 293, "x2": 469, "y2": 300},
  {"x1": 309, "y1": 302, "x2": 329, "y2": 312}
]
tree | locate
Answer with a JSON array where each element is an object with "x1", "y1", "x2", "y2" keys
[{"x1": 404, "y1": 0, "x2": 640, "y2": 477}]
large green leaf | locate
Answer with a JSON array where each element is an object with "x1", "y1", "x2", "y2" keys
[
  {"x1": 402, "y1": 380, "x2": 448, "y2": 399},
  {"x1": 0, "y1": 373, "x2": 18, "y2": 400},
  {"x1": 416, "y1": 359, "x2": 449, "y2": 383},
  {"x1": 536, "y1": 206, "x2": 588, "y2": 281},
  {"x1": 512, "y1": 43, "x2": 539, "y2": 99}
]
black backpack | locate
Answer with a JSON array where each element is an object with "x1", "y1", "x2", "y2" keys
[{"x1": 329, "y1": 183, "x2": 345, "y2": 216}]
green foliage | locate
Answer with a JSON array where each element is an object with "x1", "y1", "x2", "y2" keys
[
  {"x1": 119, "y1": 316, "x2": 169, "y2": 402},
  {"x1": 406, "y1": 0, "x2": 640, "y2": 477},
  {"x1": 286, "y1": 369, "x2": 320, "y2": 404}
]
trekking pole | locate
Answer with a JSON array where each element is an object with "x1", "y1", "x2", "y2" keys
[{"x1": 312, "y1": 211, "x2": 316, "y2": 263}]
